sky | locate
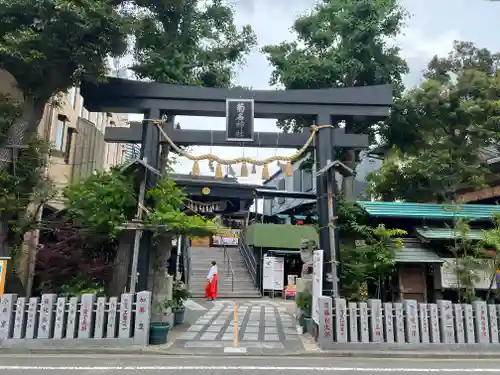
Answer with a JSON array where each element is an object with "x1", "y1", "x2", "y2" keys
[{"x1": 127, "y1": 0, "x2": 499, "y2": 185}]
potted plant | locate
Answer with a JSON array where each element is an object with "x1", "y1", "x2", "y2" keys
[
  {"x1": 172, "y1": 278, "x2": 191, "y2": 325},
  {"x1": 149, "y1": 299, "x2": 172, "y2": 345},
  {"x1": 296, "y1": 291, "x2": 313, "y2": 334}
]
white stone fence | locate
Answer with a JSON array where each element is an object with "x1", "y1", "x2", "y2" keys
[
  {"x1": 316, "y1": 297, "x2": 500, "y2": 348},
  {"x1": 0, "y1": 291, "x2": 152, "y2": 346}
]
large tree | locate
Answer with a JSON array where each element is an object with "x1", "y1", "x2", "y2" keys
[
  {"x1": 369, "y1": 42, "x2": 500, "y2": 203},
  {"x1": 132, "y1": 0, "x2": 256, "y2": 87},
  {"x1": 262, "y1": 0, "x2": 409, "y2": 198},
  {"x1": 0, "y1": 0, "x2": 134, "y2": 165}
]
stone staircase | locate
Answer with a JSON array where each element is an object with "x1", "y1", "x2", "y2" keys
[{"x1": 188, "y1": 246, "x2": 261, "y2": 298}]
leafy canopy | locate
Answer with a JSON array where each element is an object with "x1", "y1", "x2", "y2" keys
[
  {"x1": 147, "y1": 176, "x2": 217, "y2": 237},
  {"x1": 369, "y1": 42, "x2": 500, "y2": 203},
  {"x1": 64, "y1": 168, "x2": 216, "y2": 238},
  {"x1": 132, "y1": 0, "x2": 256, "y2": 87},
  {"x1": 63, "y1": 169, "x2": 136, "y2": 236},
  {"x1": 262, "y1": 0, "x2": 408, "y2": 135}
]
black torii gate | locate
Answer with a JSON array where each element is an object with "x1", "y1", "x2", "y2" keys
[{"x1": 81, "y1": 78, "x2": 392, "y2": 296}]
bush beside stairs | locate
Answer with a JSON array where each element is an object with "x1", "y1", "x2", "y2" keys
[{"x1": 188, "y1": 246, "x2": 261, "y2": 298}]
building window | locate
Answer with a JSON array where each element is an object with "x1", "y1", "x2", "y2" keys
[
  {"x1": 64, "y1": 128, "x2": 75, "y2": 164},
  {"x1": 54, "y1": 116, "x2": 66, "y2": 151},
  {"x1": 293, "y1": 169, "x2": 302, "y2": 192},
  {"x1": 278, "y1": 179, "x2": 285, "y2": 204},
  {"x1": 303, "y1": 170, "x2": 313, "y2": 191}
]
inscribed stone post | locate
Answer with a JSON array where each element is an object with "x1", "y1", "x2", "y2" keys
[
  {"x1": 106, "y1": 297, "x2": 118, "y2": 338},
  {"x1": 418, "y1": 303, "x2": 429, "y2": 343},
  {"x1": 0, "y1": 294, "x2": 16, "y2": 339},
  {"x1": 348, "y1": 302, "x2": 358, "y2": 342},
  {"x1": 119, "y1": 293, "x2": 133, "y2": 338},
  {"x1": 38, "y1": 294, "x2": 56, "y2": 339},
  {"x1": 438, "y1": 300, "x2": 455, "y2": 344},
  {"x1": 472, "y1": 300, "x2": 489, "y2": 343},
  {"x1": 383, "y1": 302, "x2": 394, "y2": 343},
  {"x1": 393, "y1": 302, "x2": 405, "y2": 343},
  {"x1": 12, "y1": 297, "x2": 26, "y2": 339},
  {"x1": 358, "y1": 302, "x2": 369, "y2": 343},
  {"x1": 334, "y1": 298, "x2": 347, "y2": 343},
  {"x1": 317, "y1": 296, "x2": 333, "y2": 349},
  {"x1": 25, "y1": 297, "x2": 39, "y2": 339},
  {"x1": 428, "y1": 303, "x2": 440, "y2": 343},
  {"x1": 464, "y1": 304, "x2": 475, "y2": 343},
  {"x1": 488, "y1": 304, "x2": 499, "y2": 343},
  {"x1": 78, "y1": 294, "x2": 96, "y2": 339},
  {"x1": 134, "y1": 291, "x2": 152, "y2": 345},
  {"x1": 54, "y1": 297, "x2": 66, "y2": 339},
  {"x1": 65, "y1": 296, "x2": 79, "y2": 339},
  {"x1": 453, "y1": 304, "x2": 465, "y2": 344},
  {"x1": 403, "y1": 300, "x2": 419, "y2": 344},
  {"x1": 94, "y1": 297, "x2": 107, "y2": 339},
  {"x1": 368, "y1": 299, "x2": 383, "y2": 343}
]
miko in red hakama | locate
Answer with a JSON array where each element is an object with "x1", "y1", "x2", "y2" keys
[{"x1": 205, "y1": 265, "x2": 218, "y2": 300}]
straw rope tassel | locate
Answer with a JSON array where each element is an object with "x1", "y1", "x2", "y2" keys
[
  {"x1": 240, "y1": 162, "x2": 249, "y2": 177},
  {"x1": 262, "y1": 164, "x2": 270, "y2": 180},
  {"x1": 285, "y1": 160, "x2": 293, "y2": 177},
  {"x1": 215, "y1": 163, "x2": 223, "y2": 179},
  {"x1": 192, "y1": 160, "x2": 200, "y2": 176}
]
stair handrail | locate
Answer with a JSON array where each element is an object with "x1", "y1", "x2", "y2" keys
[
  {"x1": 239, "y1": 228, "x2": 258, "y2": 287},
  {"x1": 222, "y1": 243, "x2": 235, "y2": 292}
]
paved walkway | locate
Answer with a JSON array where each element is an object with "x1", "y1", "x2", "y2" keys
[{"x1": 171, "y1": 300, "x2": 304, "y2": 354}]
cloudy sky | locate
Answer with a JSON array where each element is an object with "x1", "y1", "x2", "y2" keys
[{"x1": 128, "y1": 0, "x2": 499, "y2": 184}]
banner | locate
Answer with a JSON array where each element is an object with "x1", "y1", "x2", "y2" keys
[
  {"x1": 212, "y1": 229, "x2": 240, "y2": 246},
  {"x1": 0, "y1": 259, "x2": 7, "y2": 296}
]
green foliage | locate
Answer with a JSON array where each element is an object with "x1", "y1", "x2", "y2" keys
[
  {"x1": 59, "y1": 276, "x2": 105, "y2": 297},
  {"x1": 340, "y1": 224, "x2": 406, "y2": 301},
  {"x1": 170, "y1": 278, "x2": 191, "y2": 311},
  {"x1": 263, "y1": 0, "x2": 408, "y2": 139},
  {"x1": 0, "y1": 0, "x2": 133, "y2": 100},
  {"x1": 63, "y1": 169, "x2": 137, "y2": 236},
  {"x1": 0, "y1": 136, "x2": 55, "y2": 251},
  {"x1": 0, "y1": 95, "x2": 21, "y2": 145},
  {"x1": 447, "y1": 218, "x2": 484, "y2": 302},
  {"x1": 371, "y1": 42, "x2": 500, "y2": 203},
  {"x1": 295, "y1": 291, "x2": 312, "y2": 317},
  {"x1": 132, "y1": 0, "x2": 256, "y2": 88},
  {"x1": 147, "y1": 176, "x2": 217, "y2": 237}
]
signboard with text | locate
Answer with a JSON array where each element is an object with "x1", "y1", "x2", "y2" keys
[
  {"x1": 226, "y1": 99, "x2": 254, "y2": 142},
  {"x1": 312, "y1": 249, "x2": 324, "y2": 324}
]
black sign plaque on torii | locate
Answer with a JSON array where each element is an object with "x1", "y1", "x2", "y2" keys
[{"x1": 81, "y1": 78, "x2": 392, "y2": 296}]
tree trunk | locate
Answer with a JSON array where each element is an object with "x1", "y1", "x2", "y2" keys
[
  {"x1": 150, "y1": 233, "x2": 173, "y2": 323},
  {"x1": 107, "y1": 231, "x2": 135, "y2": 296},
  {"x1": 0, "y1": 96, "x2": 46, "y2": 258}
]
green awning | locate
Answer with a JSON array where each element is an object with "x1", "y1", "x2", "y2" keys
[
  {"x1": 394, "y1": 239, "x2": 443, "y2": 264},
  {"x1": 356, "y1": 201, "x2": 500, "y2": 221},
  {"x1": 246, "y1": 223, "x2": 319, "y2": 249},
  {"x1": 415, "y1": 227, "x2": 484, "y2": 241}
]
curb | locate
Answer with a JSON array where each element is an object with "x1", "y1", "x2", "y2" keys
[{"x1": 3, "y1": 347, "x2": 500, "y2": 359}]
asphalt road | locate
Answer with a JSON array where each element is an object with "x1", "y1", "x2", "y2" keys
[{"x1": 0, "y1": 354, "x2": 499, "y2": 374}]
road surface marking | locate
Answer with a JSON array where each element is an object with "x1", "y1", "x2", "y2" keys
[
  {"x1": 184, "y1": 300, "x2": 207, "y2": 311},
  {"x1": 1, "y1": 366, "x2": 500, "y2": 371}
]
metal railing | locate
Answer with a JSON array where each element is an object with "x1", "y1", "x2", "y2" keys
[
  {"x1": 238, "y1": 229, "x2": 258, "y2": 287},
  {"x1": 222, "y1": 243, "x2": 235, "y2": 292}
]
